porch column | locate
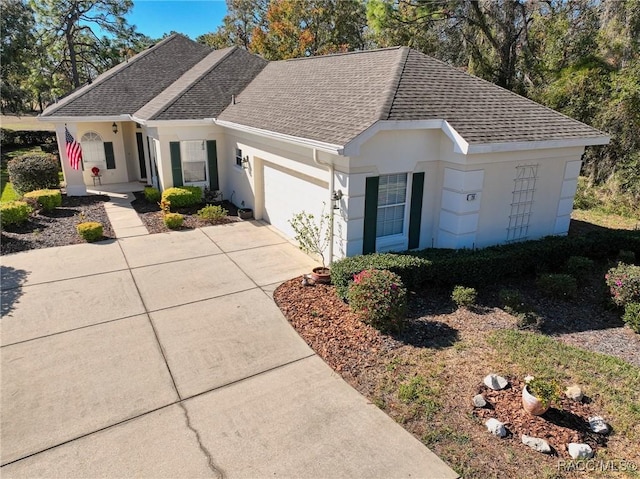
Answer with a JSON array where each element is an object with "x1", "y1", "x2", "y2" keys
[{"x1": 55, "y1": 123, "x2": 87, "y2": 196}]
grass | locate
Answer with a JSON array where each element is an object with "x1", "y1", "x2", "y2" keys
[
  {"x1": 1, "y1": 114, "x2": 55, "y2": 131},
  {"x1": 488, "y1": 330, "x2": 640, "y2": 441},
  {"x1": 572, "y1": 208, "x2": 640, "y2": 231}
]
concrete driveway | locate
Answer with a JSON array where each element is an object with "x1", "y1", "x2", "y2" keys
[{"x1": 1, "y1": 221, "x2": 458, "y2": 478}]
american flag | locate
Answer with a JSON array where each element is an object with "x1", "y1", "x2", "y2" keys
[{"x1": 65, "y1": 127, "x2": 82, "y2": 170}]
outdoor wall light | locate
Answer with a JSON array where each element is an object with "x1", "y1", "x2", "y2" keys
[
  {"x1": 332, "y1": 189, "x2": 343, "y2": 210},
  {"x1": 242, "y1": 155, "x2": 250, "y2": 169},
  {"x1": 112, "y1": 122, "x2": 118, "y2": 134}
]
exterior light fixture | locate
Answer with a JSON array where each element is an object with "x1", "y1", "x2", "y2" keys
[
  {"x1": 112, "y1": 122, "x2": 118, "y2": 134},
  {"x1": 242, "y1": 155, "x2": 250, "y2": 169},
  {"x1": 331, "y1": 189, "x2": 343, "y2": 210}
]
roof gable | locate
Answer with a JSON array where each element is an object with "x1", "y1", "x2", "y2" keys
[
  {"x1": 135, "y1": 47, "x2": 267, "y2": 121},
  {"x1": 41, "y1": 34, "x2": 211, "y2": 118}
]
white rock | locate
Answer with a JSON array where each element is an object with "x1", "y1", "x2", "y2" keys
[
  {"x1": 565, "y1": 385, "x2": 583, "y2": 402},
  {"x1": 484, "y1": 374, "x2": 508, "y2": 390},
  {"x1": 588, "y1": 416, "x2": 610, "y2": 434},
  {"x1": 524, "y1": 375, "x2": 535, "y2": 383},
  {"x1": 486, "y1": 418, "x2": 507, "y2": 437},
  {"x1": 568, "y1": 443, "x2": 593, "y2": 459},
  {"x1": 521, "y1": 434, "x2": 552, "y2": 454},
  {"x1": 473, "y1": 394, "x2": 487, "y2": 408}
]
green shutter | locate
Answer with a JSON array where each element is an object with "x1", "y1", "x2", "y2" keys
[
  {"x1": 408, "y1": 172, "x2": 425, "y2": 249},
  {"x1": 104, "y1": 142, "x2": 115, "y2": 170},
  {"x1": 170, "y1": 141, "x2": 183, "y2": 187},
  {"x1": 206, "y1": 140, "x2": 219, "y2": 191},
  {"x1": 363, "y1": 176, "x2": 379, "y2": 254}
]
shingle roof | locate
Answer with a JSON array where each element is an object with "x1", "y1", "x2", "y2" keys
[
  {"x1": 389, "y1": 50, "x2": 604, "y2": 144},
  {"x1": 135, "y1": 47, "x2": 267, "y2": 121},
  {"x1": 219, "y1": 46, "x2": 605, "y2": 146},
  {"x1": 41, "y1": 34, "x2": 211, "y2": 117},
  {"x1": 218, "y1": 48, "x2": 406, "y2": 145}
]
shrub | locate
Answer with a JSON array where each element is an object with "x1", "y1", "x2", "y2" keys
[
  {"x1": 0, "y1": 201, "x2": 31, "y2": 227},
  {"x1": 618, "y1": 250, "x2": 636, "y2": 264},
  {"x1": 347, "y1": 269, "x2": 407, "y2": 333},
  {"x1": 163, "y1": 212, "x2": 184, "y2": 229},
  {"x1": 161, "y1": 186, "x2": 202, "y2": 209},
  {"x1": 332, "y1": 253, "x2": 431, "y2": 300},
  {"x1": 622, "y1": 302, "x2": 640, "y2": 333},
  {"x1": 23, "y1": 189, "x2": 62, "y2": 212},
  {"x1": 566, "y1": 256, "x2": 594, "y2": 284},
  {"x1": 76, "y1": 222, "x2": 103, "y2": 242},
  {"x1": 197, "y1": 204, "x2": 228, "y2": 223},
  {"x1": 451, "y1": 286, "x2": 477, "y2": 308},
  {"x1": 536, "y1": 274, "x2": 577, "y2": 300},
  {"x1": 499, "y1": 289, "x2": 526, "y2": 313},
  {"x1": 144, "y1": 186, "x2": 161, "y2": 203},
  {"x1": 7, "y1": 153, "x2": 60, "y2": 195},
  {"x1": 605, "y1": 263, "x2": 640, "y2": 306}
]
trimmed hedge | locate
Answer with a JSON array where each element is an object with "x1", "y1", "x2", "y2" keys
[
  {"x1": 7, "y1": 153, "x2": 60, "y2": 195},
  {"x1": 331, "y1": 230, "x2": 640, "y2": 299},
  {"x1": 161, "y1": 186, "x2": 202, "y2": 209},
  {"x1": 77, "y1": 222, "x2": 103, "y2": 242},
  {"x1": 332, "y1": 253, "x2": 431, "y2": 299},
  {"x1": 163, "y1": 212, "x2": 184, "y2": 229},
  {"x1": 0, "y1": 201, "x2": 31, "y2": 227},
  {"x1": 1, "y1": 129, "x2": 56, "y2": 148},
  {"x1": 23, "y1": 189, "x2": 62, "y2": 212},
  {"x1": 144, "y1": 186, "x2": 161, "y2": 203}
]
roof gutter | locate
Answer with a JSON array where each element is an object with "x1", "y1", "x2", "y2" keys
[
  {"x1": 313, "y1": 149, "x2": 336, "y2": 266},
  {"x1": 216, "y1": 119, "x2": 344, "y2": 155}
]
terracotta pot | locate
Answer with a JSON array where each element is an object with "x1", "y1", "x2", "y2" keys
[
  {"x1": 522, "y1": 385, "x2": 549, "y2": 416},
  {"x1": 311, "y1": 267, "x2": 331, "y2": 284}
]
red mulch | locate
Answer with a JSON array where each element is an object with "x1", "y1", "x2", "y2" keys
[{"x1": 474, "y1": 377, "x2": 606, "y2": 457}]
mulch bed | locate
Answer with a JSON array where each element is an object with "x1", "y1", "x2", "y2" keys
[
  {"x1": 130, "y1": 191, "x2": 241, "y2": 234},
  {"x1": 274, "y1": 277, "x2": 635, "y2": 470},
  {"x1": 474, "y1": 377, "x2": 606, "y2": 457},
  {"x1": 1, "y1": 195, "x2": 115, "y2": 255}
]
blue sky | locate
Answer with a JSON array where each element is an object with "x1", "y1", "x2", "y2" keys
[{"x1": 127, "y1": 1, "x2": 228, "y2": 40}]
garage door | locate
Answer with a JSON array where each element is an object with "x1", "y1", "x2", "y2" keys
[{"x1": 262, "y1": 162, "x2": 328, "y2": 240}]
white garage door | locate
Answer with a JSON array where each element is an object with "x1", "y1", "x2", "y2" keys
[{"x1": 262, "y1": 163, "x2": 328, "y2": 240}]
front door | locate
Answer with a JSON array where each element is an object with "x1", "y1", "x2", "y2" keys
[{"x1": 136, "y1": 132, "x2": 147, "y2": 179}]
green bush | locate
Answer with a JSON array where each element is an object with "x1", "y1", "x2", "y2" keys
[
  {"x1": 498, "y1": 289, "x2": 526, "y2": 313},
  {"x1": 566, "y1": 256, "x2": 594, "y2": 284},
  {"x1": 332, "y1": 253, "x2": 431, "y2": 300},
  {"x1": 144, "y1": 186, "x2": 161, "y2": 203},
  {"x1": 197, "y1": 204, "x2": 228, "y2": 223},
  {"x1": 76, "y1": 222, "x2": 103, "y2": 242},
  {"x1": 0, "y1": 201, "x2": 32, "y2": 227},
  {"x1": 163, "y1": 212, "x2": 184, "y2": 229},
  {"x1": 618, "y1": 250, "x2": 636, "y2": 264},
  {"x1": 7, "y1": 153, "x2": 60, "y2": 195},
  {"x1": 347, "y1": 269, "x2": 407, "y2": 333},
  {"x1": 536, "y1": 274, "x2": 577, "y2": 300},
  {"x1": 622, "y1": 302, "x2": 640, "y2": 333},
  {"x1": 606, "y1": 263, "x2": 640, "y2": 306},
  {"x1": 23, "y1": 189, "x2": 62, "y2": 212},
  {"x1": 161, "y1": 186, "x2": 202, "y2": 209},
  {"x1": 451, "y1": 286, "x2": 477, "y2": 308}
]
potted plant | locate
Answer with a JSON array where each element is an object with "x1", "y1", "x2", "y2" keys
[
  {"x1": 522, "y1": 376, "x2": 562, "y2": 415},
  {"x1": 289, "y1": 206, "x2": 331, "y2": 284},
  {"x1": 237, "y1": 201, "x2": 253, "y2": 220}
]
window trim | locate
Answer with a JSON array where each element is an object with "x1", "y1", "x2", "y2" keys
[
  {"x1": 375, "y1": 173, "x2": 409, "y2": 240},
  {"x1": 235, "y1": 148, "x2": 243, "y2": 168},
  {"x1": 180, "y1": 140, "x2": 208, "y2": 185}
]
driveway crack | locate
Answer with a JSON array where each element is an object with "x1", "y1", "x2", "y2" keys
[{"x1": 178, "y1": 402, "x2": 225, "y2": 479}]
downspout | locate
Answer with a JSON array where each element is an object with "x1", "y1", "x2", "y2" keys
[{"x1": 313, "y1": 148, "x2": 335, "y2": 266}]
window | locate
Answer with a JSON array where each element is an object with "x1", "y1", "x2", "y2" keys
[
  {"x1": 181, "y1": 140, "x2": 207, "y2": 183},
  {"x1": 376, "y1": 173, "x2": 407, "y2": 237},
  {"x1": 80, "y1": 131, "x2": 105, "y2": 171},
  {"x1": 235, "y1": 148, "x2": 243, "y2": 167}
]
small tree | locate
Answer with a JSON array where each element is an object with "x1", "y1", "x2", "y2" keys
[{"x1": 289, "y1": 205, "x2": 331, "y2": 269}]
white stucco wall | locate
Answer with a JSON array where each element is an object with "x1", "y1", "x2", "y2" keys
[{"x1": 75, "y1": 121, "x2": 130, "y2": 185}]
